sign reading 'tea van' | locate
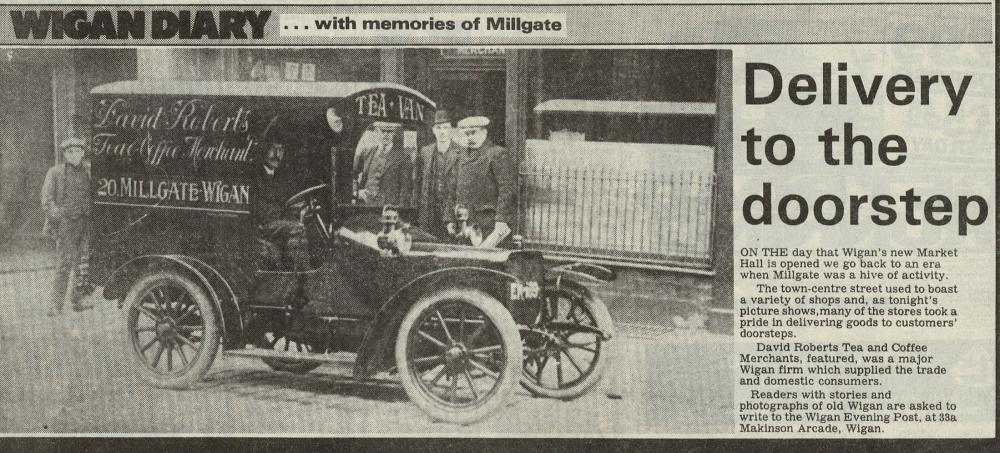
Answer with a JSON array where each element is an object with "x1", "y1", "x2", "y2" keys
[{"x1": 350, "y1": 90, "x2": 430, "y2": 123}]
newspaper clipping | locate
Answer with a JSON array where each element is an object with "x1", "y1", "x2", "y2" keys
[{"x1": 0, "y1": 0, "x2": 994, "y2": 440}]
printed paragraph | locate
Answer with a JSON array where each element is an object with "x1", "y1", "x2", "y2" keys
[
  {"x1": 736, "y1": 246, "x2": 964, "y2": 435},
  {"x1": 738, "y1": 246, "x2": 959, "y2": 340},
  {"x1": 738, "y1": 340, "x2": 958, "y2": 434}
]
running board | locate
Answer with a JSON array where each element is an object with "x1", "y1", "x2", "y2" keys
[{"x1": 225, "y1": 348, "x2": 357, "y2": 366}]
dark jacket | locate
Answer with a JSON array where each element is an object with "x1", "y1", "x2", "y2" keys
[
  {"x1": 41, "y1": 161, "x2": 92, "y2": 236},
  {"x1": 250, "y1": 165, "x2": 289, "y2": 227},
  {"x1": 449, "y1": 140, "x2": 515, "y2": 225},
  {"x1": 354, "y1": 143, "x2": 413, "y2": 207},
  {"x1": 413, "y1": 141, "x2": 461, "y2": 228}
]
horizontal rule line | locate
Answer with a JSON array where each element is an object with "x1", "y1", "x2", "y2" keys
[
  {"x1": 94, "y1": 201, "x2": 249, "y2": 215},
  {"x1": 1, "y1": 2, "x2": 990, "y2": 6},
  {"x1": 0, "y1": 42, "x2": 992, "y2": 47}
]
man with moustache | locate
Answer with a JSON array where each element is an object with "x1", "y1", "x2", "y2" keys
[
  {"x1": 448, "y1": 116, "x2": 515, "y2": 248},
  {"x1": 352, "y1": 121, "x2": 412, "y2": 207},
  {"x1": 252, "y1": 142, "x2": 309, "y2": 271},
  {"x1": 413, "y1": 110, "x2": 461, "y2": 238}
]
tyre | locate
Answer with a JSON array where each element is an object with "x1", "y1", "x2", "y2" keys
[
  {"x1": 259, "y1": 331, "x2": 322, "y2": 374},
  {"x1": 395, "y1": 288, "x2": 522, "y2": 425},
  {"x1": 124, "y1": 270, "x2": 221, "y2": 389},
  {"x1": 520, "y1": 281, "x2": 614, "y2": 400}
]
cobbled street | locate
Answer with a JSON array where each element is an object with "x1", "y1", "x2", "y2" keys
[{"x1": 0, "y1": 253, "x2": 733, "y2": 435}]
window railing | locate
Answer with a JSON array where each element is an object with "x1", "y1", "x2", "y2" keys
[{"x1": 518, "y1": 166, "x2": 715, "y2": 269}]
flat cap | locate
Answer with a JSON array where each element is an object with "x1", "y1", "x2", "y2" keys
[
  {"x1": 371, "y1": 121, "x2": 402, "y2": 131},
  {"x1": 59, "y1": 137, "x2": 87, "y2": 151},
  {"x1": 457, "y1": 116, "x2": 490, "y2": 129}
]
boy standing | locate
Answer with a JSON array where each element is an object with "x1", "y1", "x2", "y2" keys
[{"x1": 41, "y1": 138, "x2": 94, "y2": 316}]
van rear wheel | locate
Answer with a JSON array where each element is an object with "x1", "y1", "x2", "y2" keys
[
  {"x1": 124, "y1": 270, "x2": 221, "y2": 389},
  {"x1": 520, "y1": 282, "x2": 613, "y2": 400}
]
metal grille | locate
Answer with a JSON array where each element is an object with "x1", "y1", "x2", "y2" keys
[{"x1": 518, "y1": 166, "x2": 715, "y2": 269}]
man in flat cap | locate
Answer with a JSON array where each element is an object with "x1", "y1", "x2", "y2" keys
[
  {"x1": 353, "y1": 121, "x2": 413, "y2": 207},
  {"x1": 41, "y1": 137, "x2": 94, "y2": 316},
  {"x1": 449, "y1": 116, "x2": 515, "y2": 248},
  {"x1": 413, "y1": 109, "x2": 462, "y2": 238}
]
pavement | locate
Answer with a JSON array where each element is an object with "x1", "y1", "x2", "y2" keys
[{"x1": 0, "y1": 252, "x2": 734, "y2": 435}]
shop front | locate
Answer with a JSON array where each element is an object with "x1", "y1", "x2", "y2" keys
[
  {"x1": 511, "y1": 50, "x2": 731, "y2": 330},
  {"x1": 515, "y1": 50, "x2": 719, "y2": 267},
  {"x1": 0, "y1": 49, "x2": 135, "y2": 247},
  {"x1": 400, "y1": 48, "x2": 731, "y2": 328},
  {"x1": 395, "y1": 49, "x2": 724, "y2": 269}
]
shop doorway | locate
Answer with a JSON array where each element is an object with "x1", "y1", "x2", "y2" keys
[
  {"x1": 0, "y1": 60, "x2": 53, "y2": 246},
  {"x1": 427, "y1": 67, "x2": 506, "y2": 146}
]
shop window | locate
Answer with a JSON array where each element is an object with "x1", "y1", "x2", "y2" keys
[
  {"x1": 529, "y1": 50, "x2": 717, "y2": 146},
  {"x1": 238, "y1": 49, "x2": 380, "y2": 82},
  {"x1": 519, "y1": 50, "x2": 718, "y2": 267}
]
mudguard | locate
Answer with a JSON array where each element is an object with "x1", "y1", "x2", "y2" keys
[
  {"x1": 547, "y1": 262, "x2": 616, "y2": 286},
  {"x1": 353, "y1": 266, "x2": 521, "y2": 379},
  {"x1": 103, "y1": 255, "x2": 244, "y2": 349}
]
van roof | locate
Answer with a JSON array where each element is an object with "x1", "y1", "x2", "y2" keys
[{"x1": 92, "y1": 80, "x2": 435, "y2": 106}]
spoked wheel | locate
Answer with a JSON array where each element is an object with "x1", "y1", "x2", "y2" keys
[
  {"x1": 258, "y1": 331, "x2": 322, "y2": 374},
  {"x1": 125, "y1": 270, "x2": 220, "y2": 389},
  {"x1": 520, "y1": 281, "x2": 614, "y2": 400},
  {"x1": 395, "y1": 289, "x2": 521, "y2": 425}
]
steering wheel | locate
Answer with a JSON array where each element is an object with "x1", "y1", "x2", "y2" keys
[
  {"x1": 284, "y1": 183, "x2": 328, "y2": 210},
  {"x1": 284, "y1": 184, "x2": 331, "y2": 239}
]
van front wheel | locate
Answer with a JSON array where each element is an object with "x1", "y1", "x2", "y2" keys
[{"x1": 396, "y1": 289, "x2": 522, "y2": 425}]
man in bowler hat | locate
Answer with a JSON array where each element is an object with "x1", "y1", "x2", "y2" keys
[{"x1": 413, "y1": 109, "x2": 462, "y2": 237}]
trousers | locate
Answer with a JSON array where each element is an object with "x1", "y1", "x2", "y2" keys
[
  {"x1": 51, "y1": 216, "x2": 89, "y2": 311},
  {"x1": 260, "y1": 219, "x2": 310, "y2": 271}
]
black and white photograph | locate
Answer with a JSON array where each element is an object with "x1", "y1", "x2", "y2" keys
[
  {"x1": 0, "y1": 1, "x2": 996, "y2": 447},
  {"x1": 0, "y1": 48, "x2": 735, "y2": 434}
]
